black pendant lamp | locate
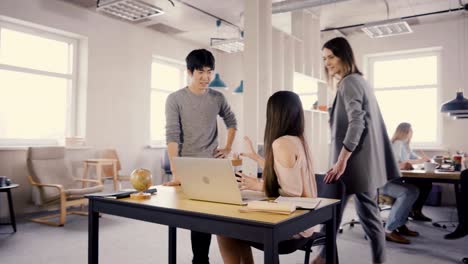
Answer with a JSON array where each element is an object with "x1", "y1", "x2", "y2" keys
[
  {"x1": 441, "y1": 7, "x2": 468, "y2": 117},
  {"x1": 448, "y1": 109, "x2": 468, "y2": 120},
  {"x1": 440, "y1": 90, "x2": 468, "y2": 114}
]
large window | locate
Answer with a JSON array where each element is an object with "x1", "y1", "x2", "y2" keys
[
  {"x1": 293, "y1": 72, "x2": 318, "y2": 110},
  {"x1": 367, "y1": 49, "x2": 440, "y2": 146},
  {"x1": 150, "y1": 57, "x2": 186, "y2": 145},
  {"x1": 0, "y1": 21, "x2": 78, "y2": 145}
]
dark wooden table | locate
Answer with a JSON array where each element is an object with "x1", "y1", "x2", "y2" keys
[
  {"x1": 401, "y1": 170, "x2": 462, "y2": 225},
  {"x1": 88, "y1": 186, "x2": 340, "y2": 264}
]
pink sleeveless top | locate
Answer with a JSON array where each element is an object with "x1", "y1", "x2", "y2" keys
[{"x1": 273, "y1": 135, "x2": 318, "y2": 237}]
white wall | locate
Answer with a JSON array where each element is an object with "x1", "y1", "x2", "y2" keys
[
  {"x1": 348, "y1": 17, "x2": 468, "y2": 154},
  {"x1": 0, "y1": 0, "x2": 243, "y2": 217},
  {"x1": 213, "y1": 51, "x2": 244, "y2": 153},
  {"x1": 347, "y1": 17, "x2": 468, "y2": 204}
]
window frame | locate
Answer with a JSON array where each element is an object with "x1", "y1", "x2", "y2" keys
[
  {"x1": 0, "y1": 20, "x2": 79, "y2": 146},
  {"x1": 293, "y1": 71, "x2": 319, "y2": 110},
  {"x1": 365, "y1": 48, "x2": 442, "y2": 148},
  {"x1": 150, "y1": 56, "x2": 187, "y2": 146}
]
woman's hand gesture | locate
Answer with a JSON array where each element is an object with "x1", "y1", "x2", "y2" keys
[
  {"x1": 236, "y1": 171, "x2": 263, "y2": 191},
  {"x1": 324, "y1": 159, "x2": 347, "y2": 183},
  {"x1": 240, "y1": 136, "x2": 258, "y2": 162}
]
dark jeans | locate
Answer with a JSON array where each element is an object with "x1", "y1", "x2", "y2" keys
[
  {"x1": 191, "y1": 231, "x2": 211, "y2": 264},
  {"x1": 403, "y1": 178, "x2": 432, "y2": 211}
]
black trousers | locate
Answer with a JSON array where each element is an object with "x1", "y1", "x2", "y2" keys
[
  {"x1": 191, "y1": 231, "x2": 211, "y2": 264},
  {"x1": 403, "y1": 178, "x2": 432, "y2": 211},
  {"x1": 460, "y1": 170, "x2": 468, "y2": 226}
]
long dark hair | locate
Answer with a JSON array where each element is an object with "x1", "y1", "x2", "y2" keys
[
  {"x1": 322, "y1": 37, "x2": 362, "y2": 84},
  {"x1": 263, "y1": 91, "x2": 312, "y2": 197}
]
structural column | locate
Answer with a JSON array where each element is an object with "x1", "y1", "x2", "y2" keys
[
  {"x1": 283, "y1": 34, "x2": 295, "y2": 91},
  {"x1": 258, "y1": 0, "x2": 272, "y2": 142},
  {"x1": 271, "y1": 28, "x2": 284, "y2": 93},
  {"x1": 243, "y1": 0, "x2": 272, "y2": 175}
]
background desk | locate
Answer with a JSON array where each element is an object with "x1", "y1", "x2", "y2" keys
[
  {"x1": 401, "y1": 170, "x2": 461, "y2": 223},
  {"x1": 88, "y1": 186, "x2": 340, "y2": 264}
]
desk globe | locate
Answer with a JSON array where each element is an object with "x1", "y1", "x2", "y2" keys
[{"x1": 129, "y1": 168, "x2": 152, "y2": 200}]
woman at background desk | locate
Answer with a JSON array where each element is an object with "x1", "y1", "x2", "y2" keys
[{"x1": 391, "y1": 122, "x2": 433, "y2": 222}]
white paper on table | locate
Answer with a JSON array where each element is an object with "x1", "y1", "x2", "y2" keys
[
  {"x1": 274, "y1": 196, "x2": 321, "y2": 210},
  {"x1": 244, "y1": 200, "x2": 296, "y2": 214}
]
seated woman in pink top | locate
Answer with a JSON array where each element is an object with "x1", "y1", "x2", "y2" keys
[{"x1": 216, "y1": 90, "x2": 318, "y2": 264}]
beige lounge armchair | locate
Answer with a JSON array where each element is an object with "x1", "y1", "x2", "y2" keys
[{"x1": 27, "y1": 146, "x2": 104, "y2": 226}]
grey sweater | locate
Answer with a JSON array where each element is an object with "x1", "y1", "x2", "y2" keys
[{"x1": 165, "y1": 87, "x2": 237, "y2": 157}]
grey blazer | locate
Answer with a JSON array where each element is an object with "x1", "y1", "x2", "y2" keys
[{"x1": 329, "y1": 73, "x2": 400, "y2": 194}]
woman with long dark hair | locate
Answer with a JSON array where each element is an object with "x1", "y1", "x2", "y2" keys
[
  {"x1": 216, "y1": 91, "x2": 318, "y2": 264},
  {"x1": 313, "y1": 37, "x2": 401, "y2": 264}
]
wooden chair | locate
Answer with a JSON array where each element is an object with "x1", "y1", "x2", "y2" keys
[
  {"x1": 99, "y1": 149, "x2": 130, "y2": 190},
  {"x1": 27, "y1": 147, "x2": 104, "y2": 226}
]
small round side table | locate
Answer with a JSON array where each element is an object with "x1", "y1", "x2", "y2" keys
[{"x1": 0, "y1": 183, "x2": 19, "y2": 232}]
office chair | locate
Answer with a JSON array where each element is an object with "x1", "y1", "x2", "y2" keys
[
  {"x1": 251, "y1": 173, "x2": 344, "y2": 264},
  {"x1": 161, "y1": 149, "x2": 172, "y2": 183},
  {"x1": 338, "y1": 193, "x2": 361, "y2": 234},
  {"x1": 299, "y1": 173, "x2": 344, "y2": 263},
  {"x1": 339, "y1": 188, "x2": 390, "y2": 239},
  {"x1": 338, "y1": 218, "x2": 360, "y2": 233}
]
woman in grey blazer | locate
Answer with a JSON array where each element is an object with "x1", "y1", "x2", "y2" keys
[{"x1": 313, "y1": 37, "x2": 400, "y2": 264}]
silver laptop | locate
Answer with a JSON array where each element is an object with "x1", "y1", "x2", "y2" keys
[{"x1": 173, "y1": 157, "x2": 266, "y2": 205}]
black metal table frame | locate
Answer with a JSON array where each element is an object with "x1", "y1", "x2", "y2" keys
[
  {"x1": 0, "y1": 184, "x2": 18, "y2": 233},
  {"x1": 88, "y1": 197, "x2": 339, "y2": 264},
  {"x1": 402, "y1": 176, "x2": 462, "y2": 226}
]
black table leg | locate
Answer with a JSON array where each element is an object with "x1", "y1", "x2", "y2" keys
[
  {"x1": 169, "y1": 226, "x2": 176, "y2": 264},
  {"x1": 325, "y1": 205, "x2": 338, "y2": 264},
  {"x1": 454, "y1": 184, "x2": 463, "y2": 224},
  {"x1": 6, "y1": 189, "x2": 16, "y2": 232},
  {"x1": 88, "y1": 200, "x2": 99, "y2": 264},
  {"x1": 264, "y1": 231, "x2": 279, "y2": 264}
]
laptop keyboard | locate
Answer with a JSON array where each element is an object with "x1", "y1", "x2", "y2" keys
[{"x1": 241, "y1": 190, "x2": 267, "y2": 201}]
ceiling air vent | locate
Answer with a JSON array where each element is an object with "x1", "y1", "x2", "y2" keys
[
  {"x1": 147, "y1": 23, "x2": 185, "y2": 35},
  {"x1": 97, "y1": 0, "x2": 164, "y2": 22},
  {"x1": 63, "y1": 0, "x2": 97, "y2": 8},
  {"x1": 361, "y1": 19, "x2": 412, "y2": 38}
]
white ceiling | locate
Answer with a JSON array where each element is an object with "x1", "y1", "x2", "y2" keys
[{"x1": 64, "y1": 0, "x2": 467, "y2": 46}]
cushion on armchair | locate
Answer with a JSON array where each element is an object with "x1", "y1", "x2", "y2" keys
[{"x1": 27, "y1": 147, "x2": 103, "y2": 204}]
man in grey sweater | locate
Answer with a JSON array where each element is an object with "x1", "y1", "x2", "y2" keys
[{"x1": 164, "y1": 49, "x2": 237, "y2": 264}]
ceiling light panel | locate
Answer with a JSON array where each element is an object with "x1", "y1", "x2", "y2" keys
[
  {"x1": 362, "y1": 20, "x2": 412, "y2": 38},
  {"x1": 211, "y1": 38, "x2": 244, "y2": 53},
  {"x1": 97, "y1": 0, "x2": 164, "y2": 22}
]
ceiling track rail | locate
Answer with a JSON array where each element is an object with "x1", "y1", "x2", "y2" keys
[
  {"x1": 172, "y1": 0, "x2": 242, "y2": 31},
  {"x1": 321, "y1": 5, "x2": 467, "y2": 32}
]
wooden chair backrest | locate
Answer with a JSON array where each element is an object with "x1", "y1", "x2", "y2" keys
[{"x1": 101, "y1": 149, "x2": 122, "y2": 177}]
